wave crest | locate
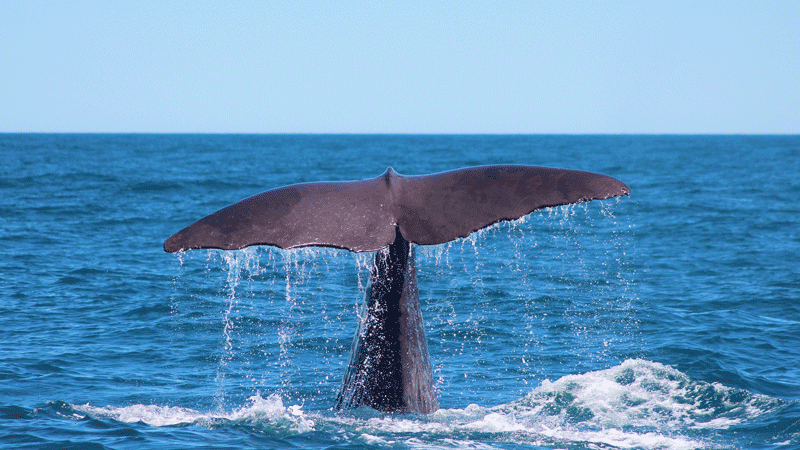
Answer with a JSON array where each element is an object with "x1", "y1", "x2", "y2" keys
[
  {"x1": 69, "y1": 360, "x2": 786, "y2": 450},
  {"x1": 72, "y1": 393, "x2": 314, "y2": 433}
]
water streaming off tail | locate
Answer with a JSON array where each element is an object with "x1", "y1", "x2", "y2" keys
[
  {"x1": 170, "y1": 245, "x2": 366, "y2": 411},
  {"x1": 169, "y1": 201, "x2": 638, "y2": 410},
  {"x1": 418, "y1": 199, "x2": 639, "y2": 405}
]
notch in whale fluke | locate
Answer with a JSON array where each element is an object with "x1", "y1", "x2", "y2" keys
[{"x1": 164, "y1": 165, "x2": 630, "y2": 253}]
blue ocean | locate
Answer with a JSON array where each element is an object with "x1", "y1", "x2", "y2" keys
[{"x1": 2, "y1": 134, "x2": 798, "y2": 450}]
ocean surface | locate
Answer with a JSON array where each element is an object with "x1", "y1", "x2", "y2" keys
[{"x1": 1, "y1": 134, "x2": 798, "y2": 450}]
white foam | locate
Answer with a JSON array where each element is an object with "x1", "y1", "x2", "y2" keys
[
  {"x1": 396, "y1": 359, "x2": 777, "y2": 449},
  {"x1": 71, "y1": 360, "x2": 780, "y2": 450},
  {"x1": 536, "y1": 426, "x2": 701, "y2": 450},
  {"x1": 463, "y1": 412, "x2": 527, "y2": 433},
  {"x1": 73, "y1": 393, "x2": 314, "y2": 433},
  {"x1": 505, "y1": 359, "x2": 779, "y2": 430},
  {"x1": 406, "y1": 437, "x2": 506, "y2": 450},
  {"x1": 73, "y1": 403, "x2": 212, "y2": 427}
]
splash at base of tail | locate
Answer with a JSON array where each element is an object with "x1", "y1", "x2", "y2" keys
[{"x1": 165, "y1": 165, "x2": 629, "y2": 413}]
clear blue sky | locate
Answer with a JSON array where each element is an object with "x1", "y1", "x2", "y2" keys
[{"x1": 1, "y1": 1, "x2": 798, "y2": 133}]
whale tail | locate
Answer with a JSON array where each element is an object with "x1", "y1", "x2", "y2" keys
[
  {"x1": 164, "y1": 165, "x2": 630, "y2": 413},
  {"x1": 164, "y1": 165, "x2": 629, "y2": 254}
]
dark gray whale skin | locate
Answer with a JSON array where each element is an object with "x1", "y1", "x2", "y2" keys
[
  {"x1": 164, "y1": 165, "x2": 629, "y2": 414},
  {"x1": 334, "y1": 227, "x2": 438, "y2": 413}
]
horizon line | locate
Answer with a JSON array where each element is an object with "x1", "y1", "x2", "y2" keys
[{"x1": 2, "y1": 131, "x2": 799, "y2": 137}]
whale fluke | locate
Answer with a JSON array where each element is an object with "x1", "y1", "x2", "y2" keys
[
  {"x1": 164, "y1": 165, "x2": 629, "y2": 254},
  {"x1": 164, "y1": 165, "x2": 630, "y2": 414}
]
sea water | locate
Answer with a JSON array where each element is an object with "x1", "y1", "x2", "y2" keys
[{"x1": 1, "y1": 134, "x2": 798, "y2": 449}]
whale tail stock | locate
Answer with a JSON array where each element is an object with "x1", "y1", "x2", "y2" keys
[
  {"x1": 164, "y1": 165, "x2": 630, "y2": 413},
  {"x1": 334, "y1": 226, "x2": 438, "y2": 413}
]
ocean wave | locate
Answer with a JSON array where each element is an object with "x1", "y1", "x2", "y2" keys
[
  {"x1": 72, "y1": 393, "x2": 314, "y2": 433},
  {"x1": 66, "y1": 359, "x2": 787, "y2": 449},
  {"x1": 500, "y1": 358, "x2": 782, "y2": 430}
]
